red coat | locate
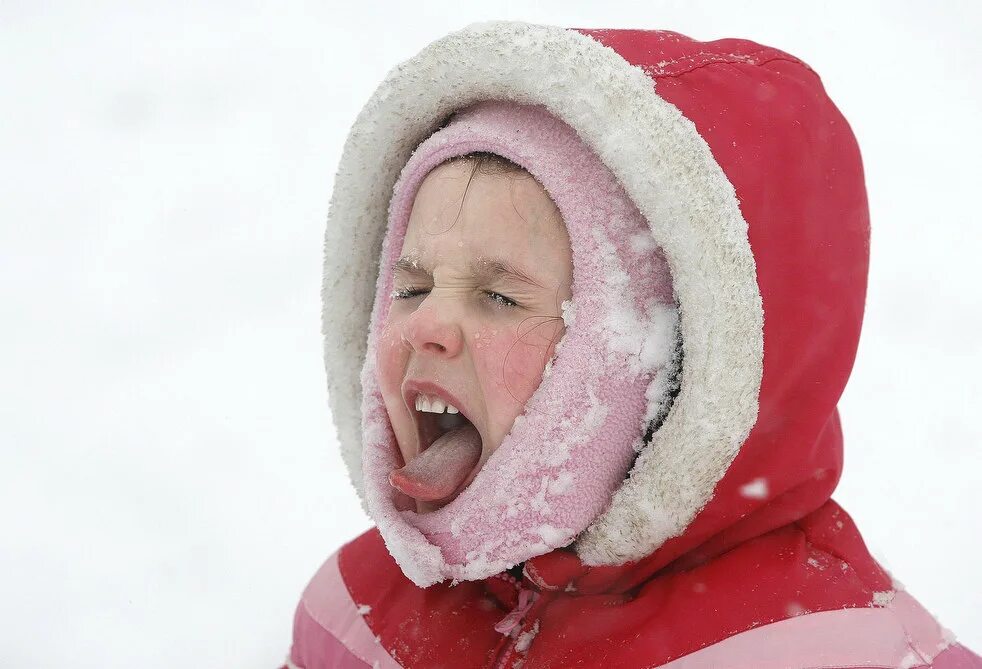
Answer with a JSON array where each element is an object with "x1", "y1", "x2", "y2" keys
[
  {"x1": 283, "y1": 21, "x2": 980, "y2": 669},
  {"x1": 288, "y1": 506, "x2": 977, "y2": 668}
]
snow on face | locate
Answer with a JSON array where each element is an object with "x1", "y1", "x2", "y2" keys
[{"x1": 374, "y1": 158, "x2": 573, "y2": 514}]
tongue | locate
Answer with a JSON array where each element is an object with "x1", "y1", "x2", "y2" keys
[{"x1": 389, "y1": 424, "x2": 482, "y2": 502}]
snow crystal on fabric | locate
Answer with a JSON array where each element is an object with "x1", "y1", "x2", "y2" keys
[
  {"x1": 590, "y1": 227, "x2": 677, "y2": 377},
  {"x1": 560, "y1": 298, "x2": 576, "y2": 327},
  {"x1": 515, "y1": 620, "x2": 540, "y2": 653},
  {"x1": 739, "y1": 477, "x2": 769, "y2": 500},
  {"x1": 872, "y1": 590, "x2": 896, "y2": 607}
]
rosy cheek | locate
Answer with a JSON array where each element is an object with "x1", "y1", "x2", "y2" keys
[{"x1": 474, "y1": 322, "x2": 565, "y2": 411}]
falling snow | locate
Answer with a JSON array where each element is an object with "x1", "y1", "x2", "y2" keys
[{"x1": 739, "y1": 478, "x2": 769, "y2": 500}]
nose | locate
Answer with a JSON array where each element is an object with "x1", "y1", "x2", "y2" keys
[{"x1": 402, "y1": 299, "x2": 464, "y2": 358}]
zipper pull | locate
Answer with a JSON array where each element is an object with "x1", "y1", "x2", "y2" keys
[{"x1": 494, "y1": 585, "x2": 539, "y2": 636}]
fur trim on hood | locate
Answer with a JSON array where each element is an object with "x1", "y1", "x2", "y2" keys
[{"x1": 321, "y1": 21, "x2": 868, "y2": 588}]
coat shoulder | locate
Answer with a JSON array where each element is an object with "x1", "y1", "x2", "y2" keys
[
  {"x1": 285, "y1": 528, "x2": 403, "y2": 669},
  {"x1": 524, "y1": 504, "x2": 974, "y2": 668}
]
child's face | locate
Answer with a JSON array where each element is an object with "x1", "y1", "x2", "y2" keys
[{"x1": 375, "y1": 159, "x2": 573, "y2": 513}]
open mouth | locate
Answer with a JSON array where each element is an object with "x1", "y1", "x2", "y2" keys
[
  {"x1": 388, "y1": 391, "x2": 485, "y2": 505},
  {"x1": 415, "y1": 406, "x2": 476, "y2": 453}
]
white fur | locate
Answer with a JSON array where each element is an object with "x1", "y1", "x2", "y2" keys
[{"x1": 321, "y1": 21, "x2": 763, "y2": 566}]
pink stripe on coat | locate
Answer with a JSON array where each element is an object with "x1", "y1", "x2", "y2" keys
[
  {"x1": 659, "y1": 590, "x2": 979, "y2": 669},
  {"x1": 282, "y1": 546, "x2": 981, "y2": 668},
  {"x1": 287, "y1": 551, "x2": 402, "y2": 669},
  {"x1": 932, "y1": 645, "x2": 982, "y2": 669}
]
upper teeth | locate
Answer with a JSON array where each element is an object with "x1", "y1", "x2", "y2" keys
[{"x1": 415, "y1": 394, "x2": 460, "y2": 414}]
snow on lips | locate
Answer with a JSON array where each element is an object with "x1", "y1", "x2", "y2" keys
[{"x1": 388, "y1": 391, "x2": 484, "y2": 503}]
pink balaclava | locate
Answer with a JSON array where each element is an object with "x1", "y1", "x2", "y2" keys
[{"x1": 359, "y1": 99, "x2": 679, "y2": 587}]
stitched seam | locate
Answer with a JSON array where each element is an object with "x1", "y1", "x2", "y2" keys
[
  {"x1": 794, "y1": 520, "x2": 852, "y2": 568},
  {"x1": 650, "y1": 46, "x2": 772, "y2": 72},
  {"x1": 793, "y1": 520, "x2": 888, "y2": 598},
  {"x1": 653, "y1": 51, "x2": 814, "y2": 80}
]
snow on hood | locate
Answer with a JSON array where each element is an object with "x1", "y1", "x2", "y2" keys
[{"x1": 320, "y1": 22, "x2": 869, "y2": 588}]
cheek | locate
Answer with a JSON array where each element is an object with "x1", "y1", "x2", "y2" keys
[{"x1": 473, "y1": 320, "x2": 565, "y2": 411}]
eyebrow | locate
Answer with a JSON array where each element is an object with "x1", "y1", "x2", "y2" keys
[{"x1": 392, "y1": 256, "x2": 545, "y2": 289}]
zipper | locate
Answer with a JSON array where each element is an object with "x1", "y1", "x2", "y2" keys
[{"x1": 488, "y1": 572, "x2": 545, "y2": 669}]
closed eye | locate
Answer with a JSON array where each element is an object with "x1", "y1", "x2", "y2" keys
[
  {"x1": 392, "y1": 287, "x2": 428, "y2": 300},
  {"x1": 484, "y1": 291, "x2": 518, "y2": 307},
  {"x1": 390, "y1": 287, "x2": 520, "y2": 308}
]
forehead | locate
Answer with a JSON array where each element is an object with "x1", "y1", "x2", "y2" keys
[{"x1": 401, "y1": 159, "x2": 567, "y2": 266}]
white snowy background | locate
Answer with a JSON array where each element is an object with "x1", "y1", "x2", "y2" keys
[{"x1": 1, "y1": 1, "x2": 979, "y2": 666}]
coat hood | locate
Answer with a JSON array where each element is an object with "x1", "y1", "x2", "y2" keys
[{"x1": 321, "y1": 21, "x2": 869, "y2": 589}]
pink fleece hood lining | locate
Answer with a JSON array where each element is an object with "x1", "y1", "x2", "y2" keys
[{"x1": 359, "y1": 100, "x2": 679, "y2": 587}]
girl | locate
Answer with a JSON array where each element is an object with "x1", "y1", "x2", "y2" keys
[{"x1": 282, "y1": 21, "x2": 980, "y2": 669}]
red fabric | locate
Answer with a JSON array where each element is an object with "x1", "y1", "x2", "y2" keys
[
  {"x1": 297, "y1": 27, "x2": 977, "y2": 668},
  {"x1": 340, "y1": 503, "x2": 903, "y2": 668},
  {"x1": 338, "y1": 531, "x2": 511, "y2": 668},
  {"x1": 566, "y1": 27, "x2": 872, "y2": 592}
]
